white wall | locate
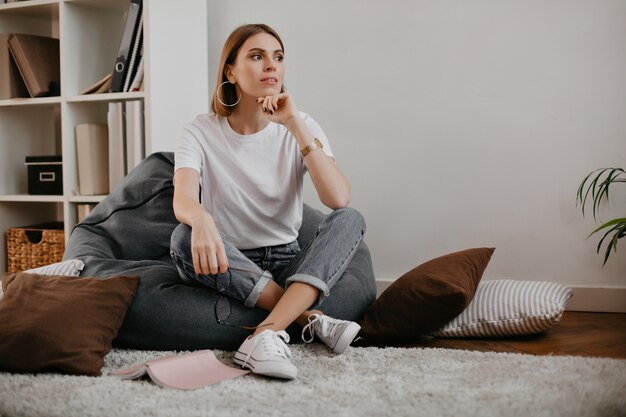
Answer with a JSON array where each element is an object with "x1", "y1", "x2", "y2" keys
[
  {"x1": 145, "y1": 1, "x2": 209, "y2": 153},
  {"x1": 206, "y1": 0, "x2": 626, "y2": 287}
]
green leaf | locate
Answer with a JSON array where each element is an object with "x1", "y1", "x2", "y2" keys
[
  {"x1": 578, "y1": 168, "x2": 601, "y2": 218},
  {"x1": 588, "y1": 218, "x2": 626, "y2": 237},
  {"x1": 577, "y1": 168, "x2": 625, "y2": 221},
  {"x1": 577, "y1": 167, "x2": 625, "y2": 266},
  {"x1": 589, "y1": 220, "x2": 626, "y2": 266},
  {"x1": 603, "y1": 228, "x2": 622, "y2": 266},
  {"x1": 577, "y1": 170, "x2": 595, "y2": 212},
  {"x1": 589, "y1": 169, "x2": 604, "y2": 221}
]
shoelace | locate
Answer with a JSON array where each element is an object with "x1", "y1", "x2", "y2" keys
[
  {"x1": 301, "y1": 314, "x2": 342, "y2": 343},
  {"x1": 241, "y1": 330, "x2": 292, "y2": 368}
]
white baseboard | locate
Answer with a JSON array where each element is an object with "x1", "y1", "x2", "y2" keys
[{"x1": 374, "y1": 279, "x2": 626, "y2": 313}]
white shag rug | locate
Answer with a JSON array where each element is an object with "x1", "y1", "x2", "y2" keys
[{"x1": 1, "y1": 344, "x2": 625, "y2": 417}]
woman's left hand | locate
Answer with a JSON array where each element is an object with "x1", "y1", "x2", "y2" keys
[{"x1": 257, "y1": 93, "x2": 299, "y2": 125}]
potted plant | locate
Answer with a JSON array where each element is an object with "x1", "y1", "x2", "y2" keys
[{"x1": 576, "y1": 168, "x2": 625, "y2": 265}]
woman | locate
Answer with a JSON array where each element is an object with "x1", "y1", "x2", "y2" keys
[{"x1": 170, "y1": 23, "x2": 366, "y2": 380}]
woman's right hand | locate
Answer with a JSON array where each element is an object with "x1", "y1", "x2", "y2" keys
[{"x1": 190, "y1": 212, "x2": 229, "y2": 276}]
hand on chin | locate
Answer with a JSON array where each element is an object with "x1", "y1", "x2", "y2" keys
[{"x1": 256, "y1": 93, "x2": 298, "y2": 125}]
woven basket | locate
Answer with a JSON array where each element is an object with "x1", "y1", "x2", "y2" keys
[{"x1": 6, "y1": 222, "x2": 65, "y2": 273}]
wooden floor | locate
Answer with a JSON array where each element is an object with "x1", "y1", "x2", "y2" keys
[{"x1": 400, "y1": 312, "x2": 626, "y2": 359}]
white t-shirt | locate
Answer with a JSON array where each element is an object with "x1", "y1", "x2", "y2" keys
[{"x1": 174, "y1": 111, "x2": 334, "y2": 250}]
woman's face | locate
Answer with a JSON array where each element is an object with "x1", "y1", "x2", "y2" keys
[{"x1": 227, "y1": 32, "x2": 284, "y2": 99}]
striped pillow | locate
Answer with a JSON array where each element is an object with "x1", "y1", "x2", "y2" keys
[
  {"x1": 25, "y1": 259, "x2": 85, "y2": 276},
  {"x1": 1, "y1": 260, "x2": 85, "y2": 301},
  {"x1": 429, "y1": 280, "x2": 573, "y2": 337}
]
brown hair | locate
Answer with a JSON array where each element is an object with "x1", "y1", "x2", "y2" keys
[{"x1": 212, "y1": 24, "x2": 286, "y2": 117}]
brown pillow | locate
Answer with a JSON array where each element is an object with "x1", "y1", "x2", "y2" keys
[
  {"x1": 0, "y1": 272, "x2": 139, "y2": 376},
  {"x1": 357, "y1": 247, "x2": 495, "y2": 345}
]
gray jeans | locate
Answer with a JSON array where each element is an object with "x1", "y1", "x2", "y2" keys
[{"x1": 170, "y1": 207, "x2": 366, "y2": 310}]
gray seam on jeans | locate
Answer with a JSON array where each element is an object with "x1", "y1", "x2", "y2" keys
[
  {"x1": 328, "y1": 228, "x2": 365, "y2": 283},
  {"x1": 172, "y1": 253, "x2": 195, "y2": 276},
  {"x1": 281, "y1": 229, "x2": 321, "y2": 277}
]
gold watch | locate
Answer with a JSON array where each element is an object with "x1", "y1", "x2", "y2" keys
[{"x1": 300, "y1": 138, "x2": 323, "y2": 157}]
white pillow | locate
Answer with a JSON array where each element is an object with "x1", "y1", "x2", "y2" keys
[
  {"x1": 25, "y1": 259, "x2": 85, "y2": 276},
  {"x1": 429, "y1": 279, "x2": 573, "y2": 338},
  {"x1": 0, "y1": 259, "x2": 85, "y2": 301}
]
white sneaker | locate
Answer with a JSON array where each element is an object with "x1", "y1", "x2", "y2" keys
[
  {"x1": 233, "y1": 329, "x2": 297, "y2": 380},
  {"x1": 301, "y1": 314, "x2": 361, "y2": 354}
]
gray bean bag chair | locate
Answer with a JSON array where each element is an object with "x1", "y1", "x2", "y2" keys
[{"x1": 64, "y1": 152, "x2": 377, "y2": 351}]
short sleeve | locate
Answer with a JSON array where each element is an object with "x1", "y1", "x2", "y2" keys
[
  {"x1": 299, "y1": 112, "x2": 335, "y2": 172},
  {"x1": 174, "y1": 126, "x2": 202, "y2": 175}
]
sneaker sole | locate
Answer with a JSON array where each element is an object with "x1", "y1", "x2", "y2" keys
[
  {"x1": 233, "y1": 352, "x2": 297, "y2": 380},
  {"x1": 332, "y1": 322, "x2": 362, "y2": 354}
]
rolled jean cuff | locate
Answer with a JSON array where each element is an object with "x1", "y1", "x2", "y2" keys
[
  {"x1": 285, "y1": 273, "x2": 330, "y2": 308},
  {"x1": 244, "y1": 270, "x2": 272, "y2": 308}
]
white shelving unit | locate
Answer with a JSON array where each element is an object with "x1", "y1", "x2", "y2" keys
[{"x1": 0, "y1": 0, "x2": 209, "y2": 272}]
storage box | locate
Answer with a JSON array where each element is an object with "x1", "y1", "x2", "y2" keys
[
  {"x1": 6, "y1": 221, "x2": 65, "y2": 273},
  {"x1": 25, "y1": 155, "x2": 63, "y2": 195}
]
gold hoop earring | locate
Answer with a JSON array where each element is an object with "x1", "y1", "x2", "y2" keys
[{"x1": 217, "y1": 80, "x2": 241, "y2": 107}]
